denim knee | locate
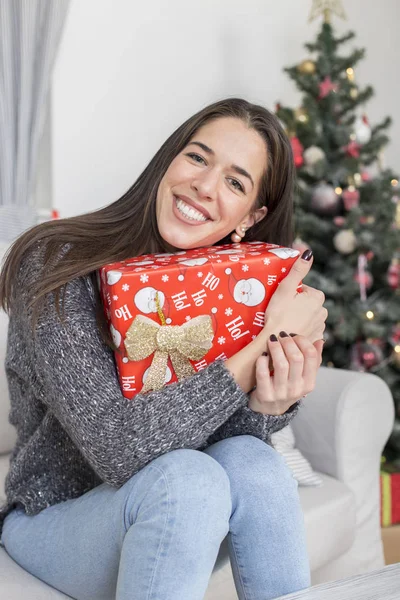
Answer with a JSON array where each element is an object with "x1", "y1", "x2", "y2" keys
[
  {"x1": 124, "y1": 448, "x2": 232, "y2": 526},
  {"x1": 204, "y1": 435, "x2": 297, "y2": 494}
]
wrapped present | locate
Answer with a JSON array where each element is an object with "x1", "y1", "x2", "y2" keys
[
  {"x1": 97, "y1": 241, "x2": 302, "y2": 398},
  {"x1": 381, "y1": 467, "x2": 400, "y2": 527}
]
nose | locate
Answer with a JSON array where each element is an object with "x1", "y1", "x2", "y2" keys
[{"x1": 191, "y1": 168, "x2": 219, "y2": 201}]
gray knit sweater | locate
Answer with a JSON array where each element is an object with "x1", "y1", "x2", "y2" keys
[{"x1": 0, "y1": 243, "x2": 299, "y2": 538}]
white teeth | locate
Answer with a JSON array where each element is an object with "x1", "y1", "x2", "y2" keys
[{"x1": 175, "y1": 197, "x2": 208, "y2": 222}]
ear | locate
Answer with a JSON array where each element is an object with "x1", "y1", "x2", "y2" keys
[{"x1": 244, "y1": 206, "x2": 268, "y2": 229}]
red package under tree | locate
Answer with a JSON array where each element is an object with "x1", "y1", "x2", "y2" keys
[{"x1": 97, "y1": 241, "x2": 302, "y2": 398}]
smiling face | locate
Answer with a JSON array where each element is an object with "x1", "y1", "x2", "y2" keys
[{"x1": 155, "y1": 117, "x2": 268, "y2": 249}]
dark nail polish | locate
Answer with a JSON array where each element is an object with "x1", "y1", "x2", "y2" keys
[
  {"x1": 262, "y1": 352, "x2": 268, "y2": 356},
  {"x1": 270, "y1": 334, "x2": 278, "y2": 342},
  {"x1": 289, "y1": 333, "x2": 297, "y2": 337},
  {"x1": 279, "y1": 331, "x2": 289, "y2": 338},
  {"x1": 301, "y1": 249, "x2": 313, "y2": 261}
]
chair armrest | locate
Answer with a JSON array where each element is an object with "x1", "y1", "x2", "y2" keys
[{"x1": 291, "y1": 366, "x2": 394, "y2": 483}]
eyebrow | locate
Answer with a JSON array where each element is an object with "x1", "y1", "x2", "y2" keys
[{"x1": 186, "y1": 141, "x2": 254, "y2": 190}]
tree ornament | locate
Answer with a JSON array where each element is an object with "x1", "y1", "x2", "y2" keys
[
  {"x1": 294, "y1": 107, "x2": 309, "y2": 123},
  {"x1": 333, "y1": 229, "x2": 357, "y2": 254},
  {"x1": 342, "y1": 186, "x2": 360, "y2": 211},
  {"x1": 387, "y1": 259, "x2": 400, "y2": 290},
  {"x1": 290, "y1": 137, "x2": 304, "y2": 167},
  {"x1": 297, "y1": 59, "x2": 316, "y2": 75},
  {"x1": 361, "y1": 169, "x2": 371, "y2": 182},
  {"x1": 311, "y1": 182, "x2": 340, "y2": 215},
  {"x1": 349, "y1": 342, "x2": 366, "y2": 372},
  {"x1": 392, "y1": 348, "x2": 400, "y2": 369},
  {"x1": 390, "y1": 323, "x2": 400, "y2": 346},
  {"x1": 333, "y1": 216, "x2": 345, "y2": 226},
  {"x1": 344, "y1": 140, "x2": 361, "y2": 158},
  {"x1": 350, "y1": 87, "x2": 359, "y2": 99},
  {"x1": 303, "y1": 146, "x2": 326, "y2": 166},
  {"x1": 318, "y1": 76, "x2": 338, "y2": 99},
  {"x1": 354, "y1": 254, "x2": 373, "y2": 301},
  {"x1": 360, "y1": 340, "x2": 384, "y2": 369},
  {"x1": 353, "y1": 115, "x2": 372, "y2": 145},
  {"x1": 308, "y1": 0, "x2": 347, "y2": 23}
]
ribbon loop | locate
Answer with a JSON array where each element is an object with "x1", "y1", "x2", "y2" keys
[{"x1": 124, "y1": 314, "x2": 214, "y2": 392}]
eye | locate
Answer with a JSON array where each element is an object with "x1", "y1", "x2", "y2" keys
[
  {"x1": 228, "y1": 178, "x2": 245, "y2": 193},
  {"x1": 186, "y1": 152, "x2": 206, "y2": 164}
]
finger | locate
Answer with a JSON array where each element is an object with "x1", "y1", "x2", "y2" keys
[
  {"x1": 313, "y1": 339, "x2": 324, "y2": 366},
  {"x1": 280, "y1": 250, "x2": 314, "y2": 294},
  {"x1": 254, "y1": 354, "x2": 274, "y2": 399},
  {"x1": 267, "y1": 335, "x2": 289, "y2": 400},
  {"x1": 291, "y1": 335, "x2": 320, "y2": 393},
  {"x1": 277, "y1": 332, "x2": 304, "y2": 393}
]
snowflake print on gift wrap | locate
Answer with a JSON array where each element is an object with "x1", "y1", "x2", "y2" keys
[
  {"x1": 263, "y1": 258, "x2": 271, "y2": 265},
  {"x1": 218, "y1": 294, "x2": 224, "y2": 300},
  {"x1": 218, "y1": 336, "x2": 226, "y2": 345},
  {"x1": 281, "y1": 267, "x2": 287, "y2": 273},
  {"x1": 185, "y1": 315, "x2": 192, "y2": 321},
  {"x1": 161, "y1": 274, "x2": 169, "y2": 282},
  {"x1": 140, "y1": 274, "x2": 149, "y2": 283},
  {"x1": 197, "y1": 272, "x2": 203, "y2": 278},
  {"x1": 225, "y1": 308, "x2": 233, "y2": 316},
  {"x1": 242, "y1": 264, "x2": 249, "y2": 272},
  {"x1": 122, "y1": 283, "x2": 130, "y2": 292},
  {"x1": 112, "y1": 295, "x2": 119, "y2": 301}
]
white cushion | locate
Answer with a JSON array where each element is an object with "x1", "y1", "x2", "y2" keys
[{"x1": 271, "y1": 424, "x2": 323, "y2": 487}]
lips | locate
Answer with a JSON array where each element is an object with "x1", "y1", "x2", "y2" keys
[{"x1": 174, "y1": 195, "x2": 212, "y2": 220}]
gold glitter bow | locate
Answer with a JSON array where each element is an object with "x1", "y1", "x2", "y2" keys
[{"x1": 124, "y1": 310, "x2": 214, "y2": 393}]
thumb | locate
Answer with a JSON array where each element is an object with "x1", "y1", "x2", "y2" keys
[{"x1": 281, "y1": 250, "x2": 313, "y2": 290}]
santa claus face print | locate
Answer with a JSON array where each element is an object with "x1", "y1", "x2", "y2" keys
[{"x1": 156, "y1": 117, "x2": 268, "y2": 250}]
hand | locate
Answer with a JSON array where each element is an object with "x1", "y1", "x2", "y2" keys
[
  {"x1": 248, "y1": 332, "x2": 324, "y2": 416},
  {"x1": 264, "y1": 251, "x2": 327, "y2": 344}
]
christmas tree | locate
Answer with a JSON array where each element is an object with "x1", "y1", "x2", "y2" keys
[{"x1": 275, "y1": 0, "x2": 400, "y2": 463}]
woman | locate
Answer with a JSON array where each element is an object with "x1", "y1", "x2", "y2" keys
[{"x1": 0, "y1": 98, "x2": 326, "y2": 600}]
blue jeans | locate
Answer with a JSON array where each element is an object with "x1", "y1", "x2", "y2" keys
[{"x1": 1, "y1": 435, "x2": 311, "y2": 600}]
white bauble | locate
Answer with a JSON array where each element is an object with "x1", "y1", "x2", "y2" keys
[
  {"x1": 311, "y1": 183, "x2": 340, "y2": 216},
  {"x1": 303, "y1": 146, "x2": 326, "y2": 166},
  {"x1": 353, "y1": 116, "x2": 371, "y2": 145},
  {"x1": 333, "y1": 229, "x2": 357, "y2": 254}
]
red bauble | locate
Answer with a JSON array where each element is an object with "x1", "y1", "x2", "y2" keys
[
  {"x1": 387, "y1": 260, "x2": 400, "y2": 290},
  {"x1": 342, "y1": 188, "x2": 360, "y2": 211},
  {"x1": 360, "y1": 341, "x2": 384, "y2": 369},
  {"x1": 344, "y1": 141, "x2": 361, "y2": 158},
  {"x1": 290, "y1": 137, "x2": 304, "y2": 167},
  {"x1": 354, "y1": 271, "x2": 373, "y2": 289},
  {"x1": 333, "y1": 216, "x2": 345, "y2": 226}
]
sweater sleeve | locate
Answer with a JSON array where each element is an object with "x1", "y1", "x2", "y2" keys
[{"x1": 200, "y1": 401, "x2": 301, "y2": 450}]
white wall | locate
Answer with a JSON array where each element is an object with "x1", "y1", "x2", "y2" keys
[{"x1": 51, "y1": 0, "x2": 400, "y2": 218}]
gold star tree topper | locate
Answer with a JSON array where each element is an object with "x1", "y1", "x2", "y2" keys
[{"x1": 308, "y1": 0, "x2": 347, "y2": 23}]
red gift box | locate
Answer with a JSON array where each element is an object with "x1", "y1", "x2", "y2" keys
[
  {"x1": 97, "y1": 241, "x2": 302, "y2": 398},
  {"x1": 381, "y1": 470, "x2": 400, "y2": 527}
]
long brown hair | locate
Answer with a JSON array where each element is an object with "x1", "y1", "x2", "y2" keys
[{"x1": 0, "y1": 97, "x2": 295, "y2": 352}]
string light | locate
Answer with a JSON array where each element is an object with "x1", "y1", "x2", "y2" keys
[
  {"x1": 395, "y1": 345, "x2": 400, "y2": 353},
  {"x1": 335, "y1": 187, "x2": 343, "y2": 194},
  {"x1": 366, "y1": 311, "x2": 375, "y2": 320},
  {"x1": 391, "y1": 179, "x2": 398, "y2": 187}
]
